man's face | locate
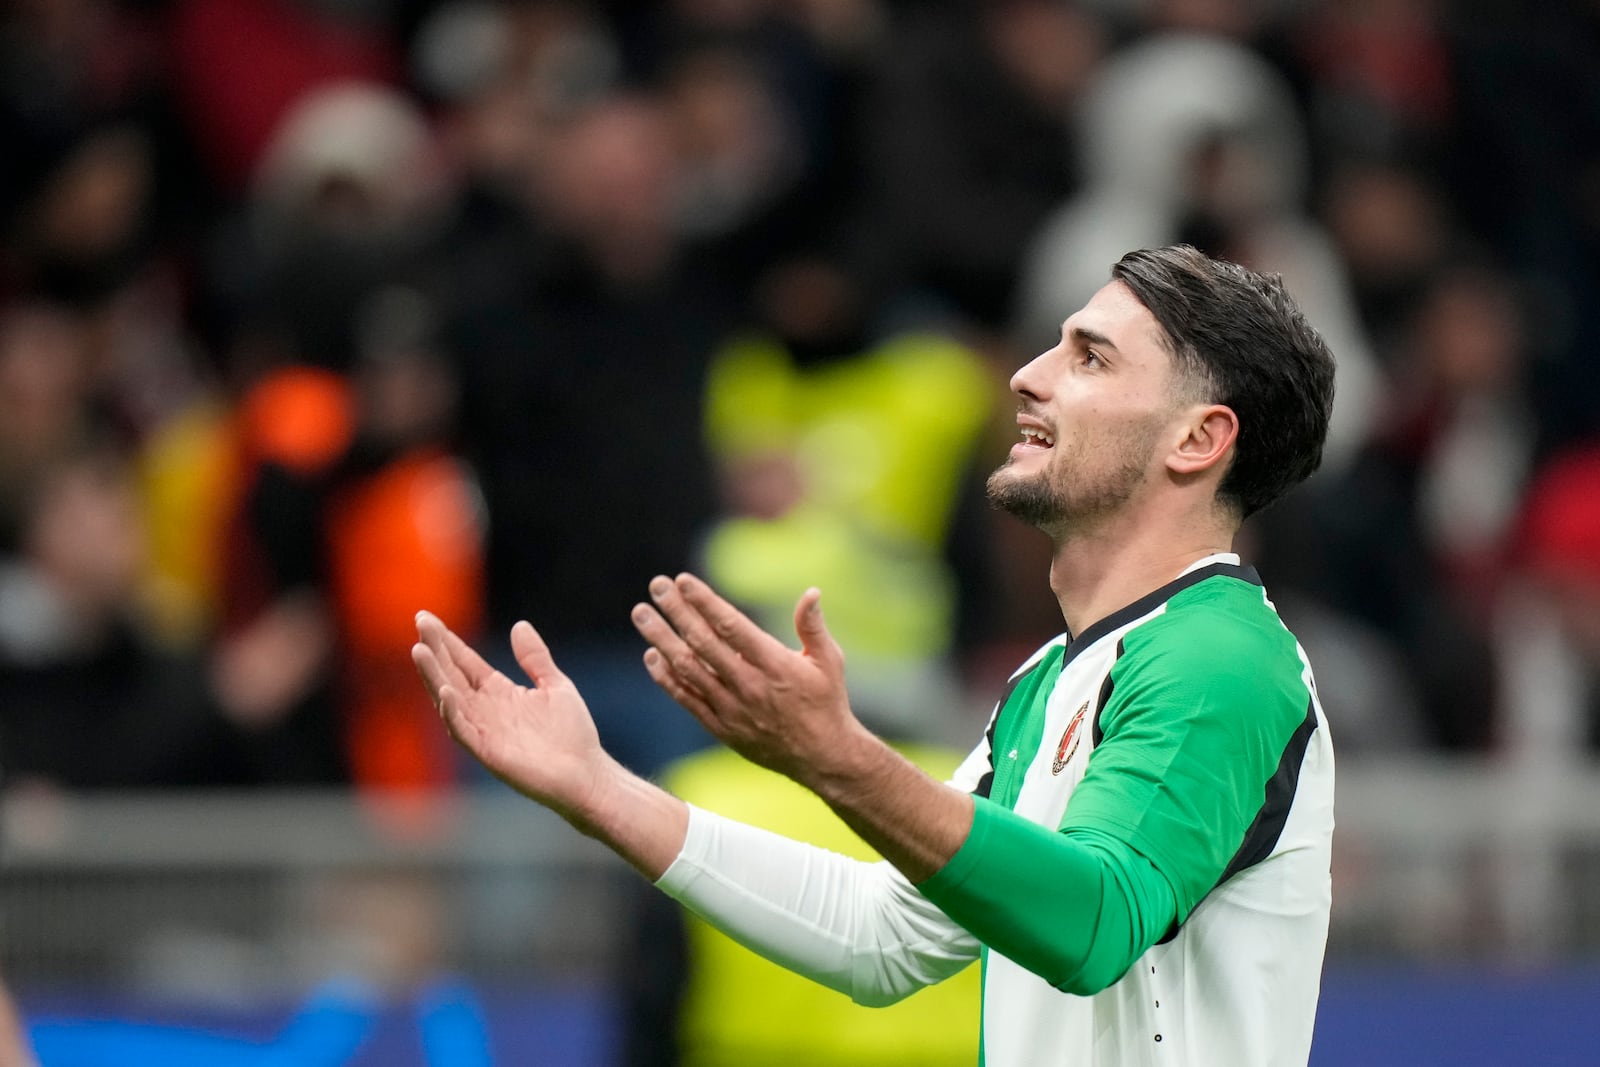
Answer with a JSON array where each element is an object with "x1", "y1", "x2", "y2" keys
[{"x1": 987, "y1": 280, "x2": 1189, "y2": 533}]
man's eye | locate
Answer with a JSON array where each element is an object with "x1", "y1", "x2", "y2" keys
[{"x1": 1084, "y1": 350, "x2": 1105, "y2": 367}]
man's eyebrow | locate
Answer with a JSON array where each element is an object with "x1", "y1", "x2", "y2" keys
[{"x1": 1068, "y1": 326, "x2": 1120, "y2": 351}]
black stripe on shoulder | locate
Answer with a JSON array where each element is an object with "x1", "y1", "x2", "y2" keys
[
  {"x1": 1089, "y1": 638, "x2": 1125, "y2": 747},
  {"x1": 1061, "y1": 562, "x2": 1261, "y2": 671},
  {"x1": 1155, "y1": 695, "x2": 1319, "y2": 944}
]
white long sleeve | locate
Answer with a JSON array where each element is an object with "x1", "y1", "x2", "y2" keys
[{"x1": 654, "y1": 804, "x2": 980, "y2": 1006}]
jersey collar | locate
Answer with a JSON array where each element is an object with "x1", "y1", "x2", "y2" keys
[{"x1": 1061, "y1": 553, "x2": 1260, "y2": 670}]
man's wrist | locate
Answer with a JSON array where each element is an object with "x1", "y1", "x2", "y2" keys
[
  {"x1": 794, "y1": 717, "x2": 894, "y2": 807},
  {"x1": 559, "y1": 752, "x2": 630, "y2": 837},
  {"x1": 563, "y1": 754, "x2": 690, "y2": 881},
  {"x1": 796, "y1": 725, "x2": 976, "y2": 884}
]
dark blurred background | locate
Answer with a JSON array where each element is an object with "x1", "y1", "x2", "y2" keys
[{"x1": 0, "y1": 0, "x2": 1598, "y2": 1064}]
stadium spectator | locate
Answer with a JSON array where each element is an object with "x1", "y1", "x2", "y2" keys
[
  {"x1": 445, "y1": 93, "x2": 731, "y2": 778},
  {"x1": 413, "y1": 0, "x2": 613, "y2": 323},
  {"x1": 0, "y1": 445, "x2": 249, "y2": 788},
  {"x1": 698, "y1": 244, "x2": 1000, "y2": 739},
  {"x1": 1318, "y1": 157, "x2": 1452, "y2": 361},
  {"x1": 856, "y1": 0, "x2": 1105, "y2": 332},
  {"x1": 611, "y1": 0, "x2": 887, "y2": 306},
  {"x1": 205, "y1": 83, "x2": 482, "y2": 796},
  {"x1": 1258, "y1": 261, "x2": 1534, "y2": 750}
]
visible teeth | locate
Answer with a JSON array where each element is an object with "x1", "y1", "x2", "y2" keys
[{"x1": 1021, "y1": 427, "x2": 1056, "y2": 447}]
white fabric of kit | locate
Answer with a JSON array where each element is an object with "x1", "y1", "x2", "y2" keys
[{"x1": 655, "y1": 803, "x2": 979, "y2": 1006}]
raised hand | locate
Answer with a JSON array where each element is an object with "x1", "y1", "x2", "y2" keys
[
  {"x1": 630, "y1": 573, "x2": 874, "y2": 786},
  {"x1": 412, "y1": 611, "x2": 611, "y2": 822}
]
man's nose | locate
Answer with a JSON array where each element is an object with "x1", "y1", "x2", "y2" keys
[{"x1": 1010, "y1": 348, "x2": 1054, "y2": 400}]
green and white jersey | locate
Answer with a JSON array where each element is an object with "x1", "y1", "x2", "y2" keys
[
  {"x1": 933, "y1": 552, "x2": 1333, "y2": 1066},
  {"x1": 657, "y1": 552, "x2": 1332, "y2": 1067}
]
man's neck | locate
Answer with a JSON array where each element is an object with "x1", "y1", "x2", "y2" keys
[{"x1": 1047, "y1": 508, "x2": 1236, "y2": 638}]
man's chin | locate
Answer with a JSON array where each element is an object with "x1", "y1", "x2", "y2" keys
[{"x1": 986, "y1": 468, "x2": 1063, "y2": 528}]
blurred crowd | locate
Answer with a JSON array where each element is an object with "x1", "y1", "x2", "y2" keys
[{"x1": 1, "y1": 0, "x2": 1599, "y2": 806}]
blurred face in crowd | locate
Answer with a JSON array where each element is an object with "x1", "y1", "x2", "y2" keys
[
  {"x1": 987, "y1": 281, "x2": 1197, "y2": 534},
  {"x1": 984, "y1": 0, "x2": 1106, "y2": 109},
  {"x1": 28, "y1": 127, "x2": 152, "y2": 266},
  {"x1": 1412, "y1": 269, "x2": 1523, "y2": 397},
  {"x1": 0, "y1": 305, "x2": 91, "y2": 468},
  {"x1": 1323, "y1": 163, "x2": 1445, "y2": 287},
  {"x1": 542, "y1": 99, "x2": 678, "y2": 241},
  {"x1": 25, "y1": 453, "x2": 145, "y2": 620}
]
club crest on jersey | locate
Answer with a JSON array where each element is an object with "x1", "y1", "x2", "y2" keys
[{"x1": 1052, "y1": 701, "x2": 1089, "y2": 774}]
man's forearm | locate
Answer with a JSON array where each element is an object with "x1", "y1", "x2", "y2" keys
[
  {"x1": 575, "y1": 727, "x2": 973, "y2": 890},
  {"x1": 799, "y1": 724, "x2": 976, "y2": 885}
]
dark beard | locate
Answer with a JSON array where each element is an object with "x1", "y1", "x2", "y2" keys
[
  {"x1": 986, "y1": 463, "x2": 1067, "y2": 527},
  {"x1": 986, "y1": 450, "x2": 1147, "y2": 532}
]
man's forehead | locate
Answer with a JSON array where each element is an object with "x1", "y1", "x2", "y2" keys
[{"x1": 1061, "y1": 280, "x2": 1168, "y2": 354}]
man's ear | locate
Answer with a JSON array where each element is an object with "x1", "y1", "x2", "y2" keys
[{"x1": 1167, "y1": 404, "x2": 1239, "y2": 476}]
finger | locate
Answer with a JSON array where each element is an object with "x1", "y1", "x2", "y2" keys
[
  {"x1": 414, "y1": 644, "x2": 482, "y2": 745},
  {"x1": 792, "y1": 587, "x2": 844, "y2": 670},
  {"x1": 417, "y1": 610, "x2": 497, "y2": 690},
  {"x1": 510, "y1": 620, "x2": 568, "y2": 689},
  {"x1": 656, "y1": 573, "x2": 787, "y2": 675},
  {"x1": 643, "y1": 647, "x2": 718, "y2": 727},
  {"x1": 415, "y1": 612, "x2": 474, "y2": 694},
  {"x1": 411, "y1": 642, "x2": 448, "y2": 709},
  {"x1": 434, "y1": 682, "x2": 478, "y2": 748},
  {"x1": 631, "y1": 600, "x2": 728, "y2": 700}
]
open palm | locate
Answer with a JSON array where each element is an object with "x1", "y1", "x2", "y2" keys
[{"x1": 412, "y1": 612, "x2": 608, "y2": 820}]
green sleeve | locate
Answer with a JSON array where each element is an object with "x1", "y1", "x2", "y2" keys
[
  {"x1": 918, "y1": 582, "x2": 1311, "y2": 993},
  {"x1": 1060, "y1": 589, "x2": 1311, "y2": 918},
  {"x1": 918, "y1": 799, "x2": 1176, "y2": 995}
]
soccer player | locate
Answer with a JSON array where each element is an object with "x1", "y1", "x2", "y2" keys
[{"x1": 414, "y1": 244, "x2": 1336, "y2": 1066}]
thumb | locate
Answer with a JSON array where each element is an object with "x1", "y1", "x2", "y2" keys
[
  {"x1": 511, "y1": 620, "x2": 569, "y2": 688},
  {"x1": 793, "y1": 588, "x2": 842, "y2": 667}
]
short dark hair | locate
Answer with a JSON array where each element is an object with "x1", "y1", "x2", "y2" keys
[{"x1": 1111, "y1": 245, "x2": 1335, "y2": 519}]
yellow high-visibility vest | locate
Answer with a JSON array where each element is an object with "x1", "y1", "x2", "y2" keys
[
  {"x1": 665, "y1": 744, "x2": 981, "y2": 1067},
  {"x1": 702, "y1": 332, "x2": 996, "y2": 668}
]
